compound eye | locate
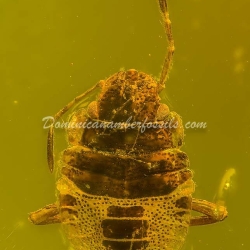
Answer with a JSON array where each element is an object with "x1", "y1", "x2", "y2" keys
[
  {"x1": 87, "y1": 101, "x2": 99, "y2": 119},
  {"x1": 156, "y1": 103, "x2": 170, "y2": 121}
]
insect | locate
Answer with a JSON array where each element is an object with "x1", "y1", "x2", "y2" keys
[{"x1": 29, "y1": 1, "x2": 228, "y2": 250}]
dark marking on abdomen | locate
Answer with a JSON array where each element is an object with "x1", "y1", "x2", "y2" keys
[
  {"x1": 107, "y1": 206, "x2": 145, "y2": 217},
  {"x1": 101, "y1": 219, "x2": 148, "y2": 239},
  {"x1": 102, "y1": 205, "x2": 149, "y2": 250}
]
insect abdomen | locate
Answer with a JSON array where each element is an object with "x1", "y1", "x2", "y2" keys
[
  {"x1": 58, "y1": 180, "x2": 193, "y2": 250},
  {"x1": 102, "y1": 206, "x2": 149, "y2": 250},
  {"x1": 57, "y1": 145, "x2": 194, "y2": 250}
]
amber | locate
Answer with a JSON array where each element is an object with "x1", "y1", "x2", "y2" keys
[{"x1": 29, "y1": 1, "x2": 228, "y2": 249}]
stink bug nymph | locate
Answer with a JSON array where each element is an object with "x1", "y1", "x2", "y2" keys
[{"x1": 29, "y1": 1, "x2": 228, "y2": 250}]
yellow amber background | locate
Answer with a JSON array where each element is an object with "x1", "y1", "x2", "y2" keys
[{"x1": 1, "y1": 0, "x2": 249, "y2": 249}]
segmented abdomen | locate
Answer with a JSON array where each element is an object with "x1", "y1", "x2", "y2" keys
[{"x1": 57, "y1": 146, "x2": 194, "y2": 250}]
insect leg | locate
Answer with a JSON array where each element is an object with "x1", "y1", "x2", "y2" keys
[
  {"x1": 47, "y1": 82, "x2": 101, "y2": 173},
  {"x1": 190, "y1": 198, "x2": 228, "y2": 226},
  {"x1": 29, "y1": 203, "x2": 61, "y2": 225},
  {"x1": 158, "y1": 0, "x2": 175, "y2": 87}
]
